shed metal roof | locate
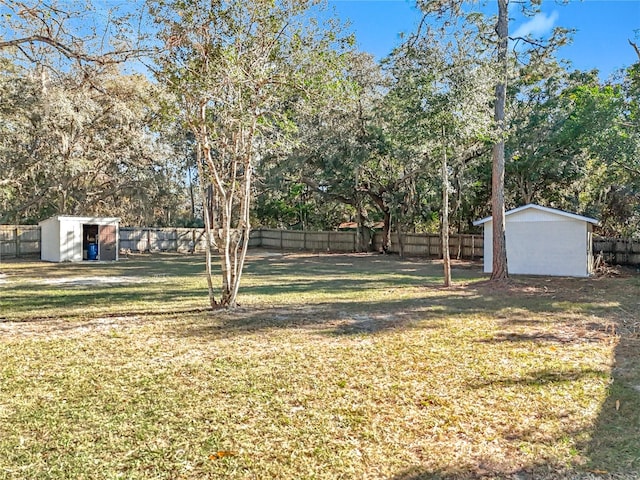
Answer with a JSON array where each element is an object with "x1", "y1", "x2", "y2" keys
[
  {"x1": 472, "y1": 204, "x2": 599, "y2": 226},
  {"x1": 39, "y1": 215, "x2": 120, "y2": 225}
]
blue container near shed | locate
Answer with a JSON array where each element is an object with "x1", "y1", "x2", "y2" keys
[{"x1": 88, "y1": 243, "x2": 98, "y2": 260}]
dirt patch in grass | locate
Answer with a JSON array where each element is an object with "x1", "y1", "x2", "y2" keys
[
  {"x1": 39, "y1": 276, "x2": 158, "y2": 286},
  {"x1": 0, "y1": 315, "x2": 145, "y2": 338}
]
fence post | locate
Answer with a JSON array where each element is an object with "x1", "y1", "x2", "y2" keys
[
  {"x1": 626, "y1": 237, "x2": 631, "y2": 265},
  {"x1": 14, "y1": 227, "x2": 20, "y2": 258}
]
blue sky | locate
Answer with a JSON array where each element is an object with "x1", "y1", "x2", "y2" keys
[{"x1": 328, "y1": 0, "x2": 640, "y2": 79}]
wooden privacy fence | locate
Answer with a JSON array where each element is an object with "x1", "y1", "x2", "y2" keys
[
  {"x1": 119, "y1": 227, "x2": 262, "y2": 253},
  {"x1": 593, "y1": 236, "x2": 640, "y2": 266},
  {"x1": 119, "y1": 227, "x2": 207, "y2": 253},
  {"x1": 372, "y1": 232, "x2": 483, "y2": 259},
  {"x1": 0, "y1": 226, "x2": 482, "y2": 259},
  {"x1": 257, "y1": 228, "x2": 484, "y2": 259},
  {"x1": 3, "y1": 225, "x2": 640, "y2": 265},
  {"x1": 259, "y1": 229, "x2": 359, "y2": 253},
  {"x1": 119, "y1": 227, "x2": 202, "y2": 253},
  {"x1": 0, "y1": 225, "x2": 40, "y2": 258}
]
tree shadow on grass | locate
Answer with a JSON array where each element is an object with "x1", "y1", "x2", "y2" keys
[
  {"x1": 168, "y1": 276, "x2": 630, "y2": 344},
  {"x1": 173, "y1": 279, "x2": 623, "y2": 341},
  {"x1": 173, "y1": 300, "x2": 449, "y2": 340},
  {"x1": 388, "y1": 464, "x2": 585, "y2": 480},
  {"x1": 384, "y1": 281, "x2": 640, "y2": 480},
  {"x1": 386, "y1": 361, "x2": 636, "y2": 480},
  {"x1": 581, "y1": 334, "x2": 640, "y2": 475}
]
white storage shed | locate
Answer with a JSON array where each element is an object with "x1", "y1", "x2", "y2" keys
[
  {"x1": 473, "y1": 204, "x2": 599, "y2": 277},
  {"x1": 39, "y1": 215, "x2": 120, "y2": 262}
]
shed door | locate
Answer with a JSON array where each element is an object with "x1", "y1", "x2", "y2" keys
[{"x1": 99, "y1": 225, "x2": 117, "y2": 261}]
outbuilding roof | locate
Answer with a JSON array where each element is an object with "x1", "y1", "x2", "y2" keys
[
  {"x1": 472, "y1": 204, "x2": 599, "y2": 226},
  {"x1": 39, "y1": 215, "x2": 120, "y2": 225}
]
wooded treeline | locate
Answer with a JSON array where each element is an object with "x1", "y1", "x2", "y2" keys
[
  {"x1": 2, "y1": 1, "x2": 638, "y2": 238},
  {"x1": 1, "y1": 1, "x2": 639, "y2": 304}
]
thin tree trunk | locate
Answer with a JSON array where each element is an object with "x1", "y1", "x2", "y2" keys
[
  {"x1": 442, "y1": 130, "x2": 451, "y2": 287},
  {"x1": 219, "y1": 190, "x2": 234, "y2": 305},
  {"x1": 491, "y1": 0, "x2": 509, "y2": 281},
  {"x1": 228, "y1": 160, "x2": 252, "y2": 306},
  {"x1": 397, "y1": 218, "x2": 405, "y2": 258},
  {"x1": 354, "y1": 169, "x2": 368, "y2": 253},
  {"x1": 188, "y1": 165, "x2": 196, "y2": 223},
  {"x1": 195, "y1": 122, "x2": 218, "y2": 309},
  {"x1": 356, "y1": 206, "x2": 369, "y2": 252}
]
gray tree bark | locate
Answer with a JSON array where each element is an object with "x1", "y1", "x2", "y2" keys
[{"x1": 491, "y1": 0, "x2": 509, "y2": 281}]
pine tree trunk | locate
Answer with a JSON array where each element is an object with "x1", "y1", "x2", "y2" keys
[
  {"x1": 491, "y1": 0, "x2": 509, "y2": 281},
  {"x1": 442, "y1": 133, "x2": 451, "y2": 287}
]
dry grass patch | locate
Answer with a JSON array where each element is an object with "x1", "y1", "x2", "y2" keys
[{"x1": 0, "y1": 252, "x2": 639, "y2": 479}]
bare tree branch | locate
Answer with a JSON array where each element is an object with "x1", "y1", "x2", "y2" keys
[
  {"x1": 0, "y1": 35, "x2": 146, "y2": 65},
  {"x1": 629, "y1": 39, "x2": 640, "y2": 61}
]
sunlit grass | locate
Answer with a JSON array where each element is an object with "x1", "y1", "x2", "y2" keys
[{"x1": 0, "y1": 251, "x2": 638, "y2": 479}]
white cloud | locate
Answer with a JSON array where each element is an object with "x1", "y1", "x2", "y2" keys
[{"x1": 512, "y1": 11, "x2": 559, "y2": 38}]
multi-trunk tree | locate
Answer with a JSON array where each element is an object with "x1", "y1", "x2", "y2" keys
[{"x1": 151, "y1": 0, "x2": 351, "y2": 308}]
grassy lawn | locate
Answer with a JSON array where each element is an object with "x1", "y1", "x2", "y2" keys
[{"x1": 0, "y1": 251, "x2": 639, "y2": 479}]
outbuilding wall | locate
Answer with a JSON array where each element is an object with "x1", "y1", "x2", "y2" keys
[
  {"x1": 40, "y1": 217, "x2": 62, "y2": 262},
  {"x1": 59, "y1": 217, "x2": 83, "y2": 262},
  {"x1": 483, "y1": 208, "x2": 592, "y2": 277}
]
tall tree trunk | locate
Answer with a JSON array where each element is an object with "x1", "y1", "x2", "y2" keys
[
  {"x1": 227, "y1": 154, "x2": 253, "y2": 307},
  {"x1": 356, "y1": 206, "x2": 369, "y2": 252},
  {"x1": 442, "y1": 131, "x2": 451, "y2": 287},
  {"x1": 491, "y1": 0, "x2": 509, "y2": 281},
  {"x1": 381, "y1": 209, "x2": 391, "y2": 253},
  {"x1": 369, "y1": 191, "x2": 392, "y2": 253}
]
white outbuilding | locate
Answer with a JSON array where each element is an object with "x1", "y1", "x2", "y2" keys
[
  {"x1": 473, "y1": 204, "x2": 599, "y2": 277},
  {"x1": 39, "y1": 215, "x2": 120, "y2": 262}
]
